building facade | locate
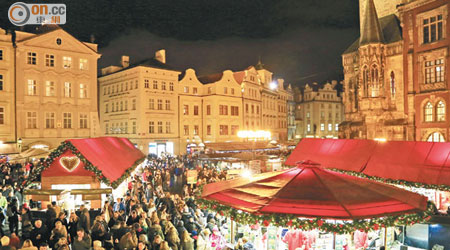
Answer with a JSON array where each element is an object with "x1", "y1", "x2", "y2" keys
[
  {"x1": 399, "y1": 0, "x2": 450, "y2": 142},
  {"x1": 340, "y1": 0, "x2": 449, "y2": 142},
  {"x1": 294, "y1": 81, "x2": 344, "y2": 139},
  {"x1": 98, "y1": 51, "x2": 181, "y2": 155},
  {"x1": 0, "y1": 29, "x2": 15, "y2": 147},
  {"x1": 99, "y1": 56, "x2": 294, "y2": 155},
  {"x1": 0, "y1": 27, "x2": 100, "y2": 152}
]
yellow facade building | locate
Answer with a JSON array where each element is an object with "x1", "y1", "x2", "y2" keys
[
  {"x1": 99, "y1": 55, "x2": 294, "y2": 155},
  {"x1": 99, "y1": 51, "x2": 181, "y2": 155},
  {"x1": 294, "y1": 81, "x2": 344, "y2": 139},
  {"x1": 0, "y1": 26, "x2": 100, "y2": 153}
]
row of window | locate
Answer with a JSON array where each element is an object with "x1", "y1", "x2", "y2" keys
[
  {"x1": 27, "y1": 52, "x2": 88, "y2": 70},
  {"x1": 182, "y1": 105, "x2": 240, "y2": 116},
  {"x1": 105, "y1": 99, "x2": 137, "y2": 113},
  {"x1": 304, "y1": 93, "x2": 337, "y2": 101},
  {"x1": 305, "y1": 111, "x2": 340, "y2": 119},
  {"x1": 245, "y1": 104, "x2": 260, "y2": 114},
  {"x1": 181, "y1": 124, "x2": 241, "y2": 136},
  {"x1": 145, "y1": 80, "x2": 175, "y2": 91},
  {"x1": 278, "y1": 105, "x2": 286, "y2": 113},
  {"x1": 104, "y1": 80, "x2": 138, "y2": 95},
  {"x1": 246, "y1": 88, "x2": 259, "y2": 99},
  {"x1": 150, "y1": 99, "x2": 172, "y2": 111},
  {"x1": 424, "y1": 100, "x2": 445, "y2": 122},
  {"x1": 263, "y1": 99, "x2": 278, "y2": 111},
  {"x1": 149, "y1": 121, "x2": 172, "y2": 134},
  {"x1": 105, "y1": 121, "x2": 137, "y2": 135},
  {"x1": 25, "y1": 112, "x2": 88, "y2": 129},
  {"x1": 26, "y1": 80, "x2": 88, "y2": 98},
  {"x1": 306, "y1": 123, "x2": 339, "y2": 132}
]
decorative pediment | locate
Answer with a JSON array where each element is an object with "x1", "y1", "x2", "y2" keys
[{"x1": 17, "y1": 29, "x2": 98, "y2": 55}]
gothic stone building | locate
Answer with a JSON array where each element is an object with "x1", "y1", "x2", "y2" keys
[{"x1": 340, "y1": 0, "x2": 449, "y2": 142}]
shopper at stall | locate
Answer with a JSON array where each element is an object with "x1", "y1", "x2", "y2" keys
[
  {"x1": 354, "y1": 230, "x2": 369, "y2": 250},
  {"x1": 283, "y1": 228, "x2": 306, "y2": 250}
]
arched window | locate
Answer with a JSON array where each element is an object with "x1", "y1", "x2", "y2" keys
[
  {"x1": 437, "y1": 101, "x2": 446, "y2": 121},
  {"x1": 371, "y1": 65, "x2": 379, "y2": 97},
  {"x1": 362, "y1": 66, "x2": 369, "y2": 97},
  {"x1": 425, "y1": 102, "x2": 433, "y2": 122},
  {"x1": 390, "y1": 71, "x2": 395, "y2": 98},
  {"x1": 427, "y1": 132, "x2": 445, "y2": 142}
]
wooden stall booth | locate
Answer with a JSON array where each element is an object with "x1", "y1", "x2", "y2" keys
[{"x1": 25, "y1": 137, "x2": 145, "y2": 209}]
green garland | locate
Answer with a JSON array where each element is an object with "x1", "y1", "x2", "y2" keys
[
  {"x1": 24, "y1": 141, "x2": 144, "y2": 189},
  {"x1": 196, "y1": 187, "x2": 435, "y2": 234},
  {"x1": 329, "y1": 168, "x2": 450, "y2": 192}
]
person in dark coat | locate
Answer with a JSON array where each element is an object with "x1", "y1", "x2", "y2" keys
[
  {"x1": 30, "y1": 220, "x2": 48, "y2": 247},
  {"x1": 77, "y1": 208, "x2": 90, "y2": 234},
  {"x1": 68, "y1": 212, "x2": 79, "y2": 244},
  {"x1": 126, "y1": 210, "x2": 140, "y2": 226},
  {"x1": 6, "y1": 200, "x2": 18, "y2": 235},
  {"x1": 71, "y1": 228, "x2": 91, "y2": 250},
  {"x1": 45, "y1": 204, "x2": 56, "y2": 231}
]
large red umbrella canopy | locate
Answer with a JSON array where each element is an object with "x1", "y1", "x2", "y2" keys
[{"x1": 202, "y1": 161, "x2": 428, "y2": 220}]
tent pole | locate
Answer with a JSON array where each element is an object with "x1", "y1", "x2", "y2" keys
[
  {"x1": 333, "y1": 232, "x2": 336, "y2": 250},
  {"x1": 384, "y1": 227, "x2": 387, "y2": 248},
  {"x1": 231, "y1": 220, "x2": 235, "y2": 244}
]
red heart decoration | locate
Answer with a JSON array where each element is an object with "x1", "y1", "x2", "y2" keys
[{"x1": 60, "y1": 156, "x2": 80, "y2": 172}]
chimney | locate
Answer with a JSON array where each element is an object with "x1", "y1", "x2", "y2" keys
[
  {"x1": 121, "y1": 55, "x2": 129, "y2": 68},
  {"x1": 155, "y1": 49, "x2": 166, "y2": 64},
  {"x1": 277, "y1": 79, "x2": 284, "y2": 89}
]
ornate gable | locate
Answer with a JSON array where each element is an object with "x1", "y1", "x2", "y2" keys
[{"x1": 17, "y1": 29, "x2": 98, "y2": 55}]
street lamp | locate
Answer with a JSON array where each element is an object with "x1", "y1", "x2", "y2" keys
[
  {"x1": 269, "y1": 81, "x2": 277, "y2": 90},
  {"x1": 17, "y1": 138, "x2": 23, "y2": 153}
]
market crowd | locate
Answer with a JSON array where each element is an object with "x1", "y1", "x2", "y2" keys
[{"x1": 0, "y1": 155, "x2": 259, "y2": 250}]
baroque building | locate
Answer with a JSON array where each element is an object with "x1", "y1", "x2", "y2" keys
[
  {"x1": 0, "y1": 26, "x2": 100, "y2": 153},
  {"x1": 294, "y1": 81, "x2": 344, "y2": 139},
  {"x1": 98, "y1": 51, "x2": 181, "y2": 155},
  {"x1": 99, "y1": 56, "x2": 294, "y2": 155}
]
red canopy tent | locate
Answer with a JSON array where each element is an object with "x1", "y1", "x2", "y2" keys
[
  {"x1": 26, "y1": 137, "x2": 145, "y2": 208},
  {"x1": 285, "y1": 138, "x2": 450, "y2": 187},
  {"x1": 284, "y1": 138, "x2": 377, "y2": 172},
  {"x1": 202, "y1": 161, "x2": 428, "y2": 220}
]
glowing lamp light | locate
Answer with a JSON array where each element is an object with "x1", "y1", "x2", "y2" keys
[
  {"x1": 0, "y1": 141, "x2": 3, "y2": 145},
  {"x1": 237, "y1": 130, "x2": 271, "y2": 140},
  {"x1": 374, "y1": 138, "x2": 387, "y2": 142},
  {"x1": 241, "y1": 169, "x2": 252, "y2": 178},
  {"x1": 269, "y1": 81, "x2": 277, "y2": 90}
]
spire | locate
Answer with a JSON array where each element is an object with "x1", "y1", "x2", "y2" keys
[
  {"x1": 255, "y1": 56, "x2": 264, "y2": 70},
  {"x1": 359, "y1": 0, "x2": 384, "y2": 45}
]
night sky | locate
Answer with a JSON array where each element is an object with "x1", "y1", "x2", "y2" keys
[{"x1": 0, "y1": 0, "x2": 360, "y2": 86}]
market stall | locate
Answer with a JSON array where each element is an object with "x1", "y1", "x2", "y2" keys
[
  {"x1": 24, "y1": 137, "x2": 145, "y2": 209},
  {"x1": 285, "y1": 138, "x2": 450, "y2": 249},
  {"x1": 199, "y1": 161, "x2": 432, "y2": 250}
]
